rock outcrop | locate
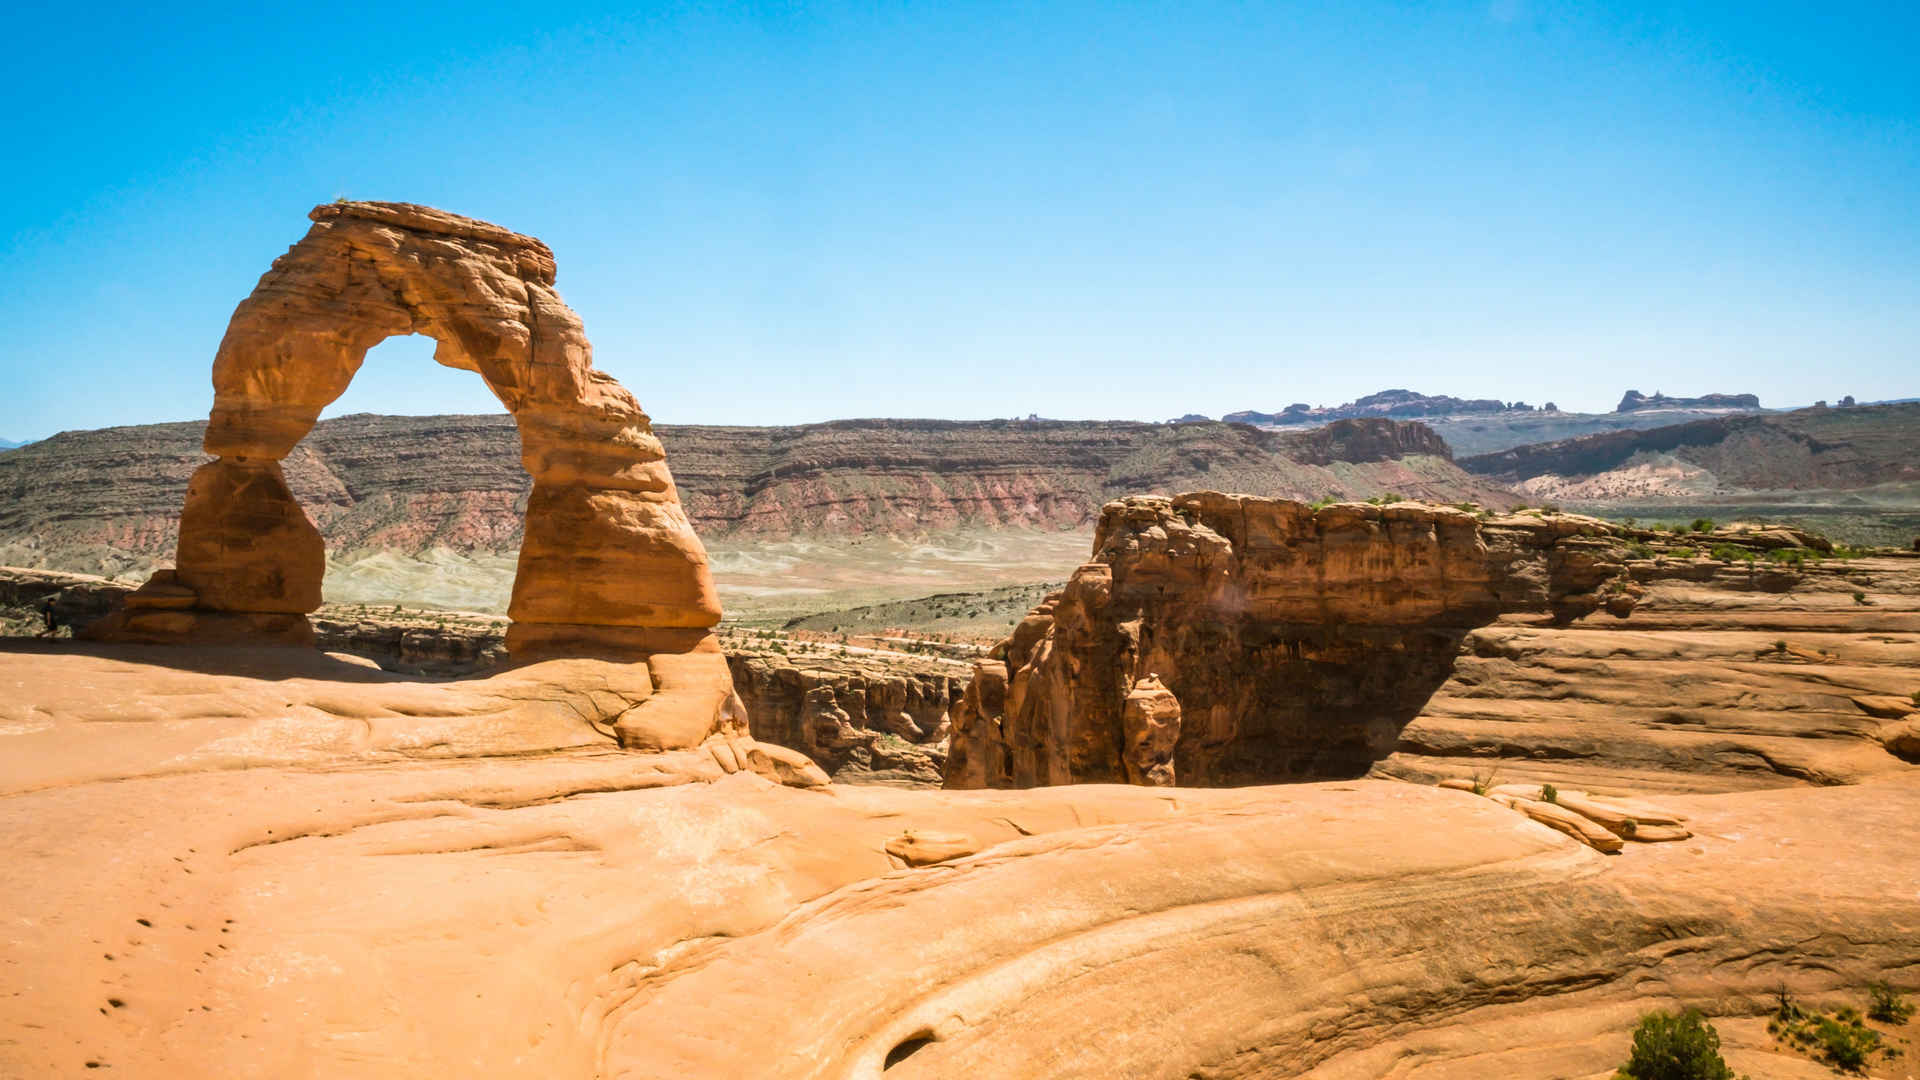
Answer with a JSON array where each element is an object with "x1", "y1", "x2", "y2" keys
[
  {"x1": 726, "y1": 650, "x2": 964, "y2": 785},
  {"x1": 86, "y1": 202, "x2": 734, "y2": 750},
  {"x1": 1380, "y1": 544, "x2": 1920, "y2": 792},
  {"x1": 945, "y1": 493, "x2": 1635, "y2": 789}
]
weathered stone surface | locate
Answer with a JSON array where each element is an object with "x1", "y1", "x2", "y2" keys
[
  {"x1": 727, "y1": 650, "x2": 963, "y2": 786},
  {"x1": 946, "y1": 493, "x2": 1634, "y2": 789},
  {"x1": 884, "y1": 829, "x2": 980, "y2": 866},
  {"x1": 89, "y1": 201, "x2": 733, "y2": 745},
  {"x1": 1121, "y1": 675, "x2": 1181, "y2": 786},
  {"x1": 1382, "y1": 550, "x2": 1920, "y2": 793},
  {"x1": 173, "y1": 460, "x2": 323, "y2": 614},
  {"x1": 2, "y1": 645, "x2": 1916, "y2": 1079}
]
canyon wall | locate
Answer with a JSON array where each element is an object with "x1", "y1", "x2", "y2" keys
[
  {"x1": 945, "y1": 494, "x2": 1634, "y2": 789},
  {"x1": 947, "y1": 494, "x2": 1920, "y2": 793}
]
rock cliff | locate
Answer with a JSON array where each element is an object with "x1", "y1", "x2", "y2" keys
[
  {"x1": 947, "y1": 495, "x2": 1920, "y2": 793},
  {"x1": 945, "y1": 494, "x2": 1635, "y2": 789}
]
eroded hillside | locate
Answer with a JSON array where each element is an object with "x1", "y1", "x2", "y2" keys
[{"x1": 0, "y1": 414, "x2": 1511, "y2": 578}]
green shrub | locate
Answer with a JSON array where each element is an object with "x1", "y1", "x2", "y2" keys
[
  {"x1": 1869, "y1": 981, "x2": 1915, "y2": 1024},
  {"x1": 1853, "y1": 591, "x2": 1870, "y2": 605},
  {"x1": 1709, "y1": 544, "x2": 1754, "y2": 563},
  {"x1": 1690, "y1": 518, "x2": 1715, "y2": 533},
  {"x1": 1812, "y1": 1014, "x2": 1879, "y2": 1072},
  {"x1": 1540, "y1": 783, "x2": 1558, "y2": 804},
  {"x1": 1626, "y1": 541, "x2": 1656, "y2": 559},
  {"x1": 1614, "y1": 1009, "x2": 1737, "y2": 1080}
]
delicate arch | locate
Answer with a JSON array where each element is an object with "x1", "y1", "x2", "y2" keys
[{"x1": 104, "y1": 201, "x2": 721, "y2": 661}]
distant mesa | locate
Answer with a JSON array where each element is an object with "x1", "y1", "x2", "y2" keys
[
  {"x1": 1615, "y1": 389, "x2": 1760, "y2": 413},
  {"x1": 1214, "y1": 389, "x2": 1547, "y2": 427}
]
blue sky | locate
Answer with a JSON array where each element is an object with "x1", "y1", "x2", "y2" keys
[{"x1": 2, "y1": 1, "x2": 1915, "y2": 440}]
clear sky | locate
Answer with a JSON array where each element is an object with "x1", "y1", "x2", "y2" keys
[{"x1": 3, "y1": 1, "x2": 1915, "y2": 440}]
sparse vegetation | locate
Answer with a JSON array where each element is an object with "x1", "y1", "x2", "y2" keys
[
  {"x1": 1853, "y1": 591, "x2": 1870, "y2": 605},
  {"x1": 1868, "y1": 981, "x2": 1914, "y2": 1025},
  {"x1": 1469, "y1": 764, "x2": 1502, "y2": 797},
  {"x1": 1811, "y1": 1010, "x2": 1880, "y2": 1072},
  {"x1": 1768, "y1": 989, "x2": 1895, "y2": 1074},
  {"x1": 1540, "y1": 783, "x2": 1558, "y2": 804},
  {"x1": 1614, "y1": 1009, "x2": 1738, "y2": 1080},
  {"x1": 1709, "y1": 544, "x2": 1756, "y2": 564},
  {"x1": 1690, "y1": 518, "x2": 1715, "y2": 533},
  {"x1": 1765, "y1": 547, "x2": 1818, "y2": 567}
]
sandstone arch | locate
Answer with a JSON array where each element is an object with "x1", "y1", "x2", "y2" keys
[{"x1": 98, "y1": 201, "x2": 736, "y2": 745}]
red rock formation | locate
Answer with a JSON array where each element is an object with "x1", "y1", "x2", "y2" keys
[
  {"x1": 90, "y1": 201, "x2": 733, "y2": 749},
  {"x1": 944, "y1": 493, "x2": 1634, "y2": 789}
]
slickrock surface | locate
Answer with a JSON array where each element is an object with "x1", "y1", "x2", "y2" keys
[
  {"x1": 85, "y1": 202, "x2": 737, "y2": 752},
  {"x1": 947, "y1": 493, "x2": 1637, "y2": 789},
  {"x1": 1379, "y1": 549, "x2": 1920, "y2": 793},
  {"x1": 2, "y1": 567, "x2": 964, "y2": 782},
  {"x1": 1, "y1": 643, "x2": 1915, "y2": 1078}
]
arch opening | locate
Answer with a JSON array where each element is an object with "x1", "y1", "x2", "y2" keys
[{"x1": 94, "y1": 200, "x2": 723, "y2": 668}]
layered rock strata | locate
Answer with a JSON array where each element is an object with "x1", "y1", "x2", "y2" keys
[
  {"x1": 1380, "y1": 546, "x2": 1920, "y2": 792},
  {"x1": 945, "y1": 493, "x2": 1635, "y2": 789},
  {"x1": 87, "y1": 202, "x2": 734, "y2": 750}
]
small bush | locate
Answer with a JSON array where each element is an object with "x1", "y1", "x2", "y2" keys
[
  {"x1": 1626, "y1": 541, "x2": 1656, "y2": 559},
  {"x1": 1691, "y1": 518, "x2": 1715, "y2": 533},
  {"x1": 1540, "y1": 783, "x2": 1558, "y2": 804},
  {"x1": 1614, "y1": 1009, "x2": 1737, "y2": 1080},
  {"x1": 1853, "y1": 591, "x2": 1870, "y2": 606},
  {"x1": 1812, "y1": 1014, "x2": 1879, "y2": 1072},
  {"x1": 1869, "y1": 981, "x2": 1915, "y2": 1024},
  {"x1": 1709, "y1": 544, "x2": 1754, "y2": 563}
]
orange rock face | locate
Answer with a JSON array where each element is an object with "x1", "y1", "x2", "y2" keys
[
  {"x1": 92, "y1": 201, "x2": 732, "y2": 746},
  {"x1": 946, "y1": 493, "x2": 1635, "y2": 789}
]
